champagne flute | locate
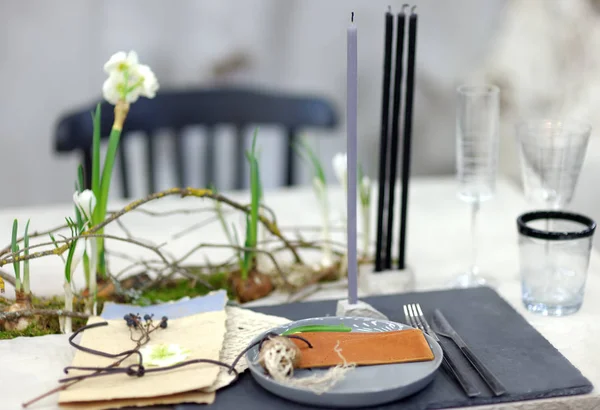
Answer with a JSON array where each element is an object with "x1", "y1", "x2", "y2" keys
[{"x1": 451, "y1": 84, "x2": 500, "y2": 288}]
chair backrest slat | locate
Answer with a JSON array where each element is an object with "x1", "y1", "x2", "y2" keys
[
  {"x1": 145, "y1": 134, "x2": 156, "y2": 195},
  {"x1": 285, "y1": 128, "x2": 297, "y2": 186},
  {"x1": 55, "y1": 88, "x2": 338, "y2": 197},
  {"x1": 173, "y1": 129, "x2": 185, "y2": 188},
  {"x1": 82, "y1": 149, "x2": 93, "y2": 190},
  {"x1": 235, "y1": 126, "x2": 246, "y2": 190},
  {"x1": 118, "y1": 141, "x2": 131, "y2": 198},
  {"x1": 204, "y1": 127, "x2": 215, "y2": 188}
]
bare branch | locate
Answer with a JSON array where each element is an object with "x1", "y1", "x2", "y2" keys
[
  {"x1": 0, "y1": 268, "x2": 16, "y2": 288},
  {"x1": 115, "y1": 218, "x2": 133, "y2": 239},
  {"x1": 170, "y1": 214, "x2": 223, "y2": 241},
  {"x1": 0, "y1": 223, "x2": 69, "y2": 257},
  {"x1": 161, "y1": 242, "x2": 291, "y2": 287},
  {"x1": 0, "y1": 187, "x2": 302, "y2": 267}
]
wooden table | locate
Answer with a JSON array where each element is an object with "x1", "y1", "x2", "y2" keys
[{"x1": 0, "y1": 177, "x2": 598, "y2": 410}]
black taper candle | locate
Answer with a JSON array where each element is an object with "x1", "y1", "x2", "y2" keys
[
  {"x1": 398, "y1": 8, "x2": 417, "y2": 269},
  {"x1": 374, "y1": 7, "x2": 394, "y2": 272},
  {"x1": 383, "y1": 11, "x2": 406, "y2": 269}
]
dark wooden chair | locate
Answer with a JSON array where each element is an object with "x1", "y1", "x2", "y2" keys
[{"x1": 54, "y1": 88, "x2": 338, "y2": 197}]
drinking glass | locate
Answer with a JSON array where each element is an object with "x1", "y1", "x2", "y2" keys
[
  {"x1": 516, "y1": 120, "x2": 591, "y2": 209},
  {"x1": 451, "y1": 84, "x2": 500, "y2": 288},
  {"x1": 518, "y1": 210, "x2": 596, "y2": 316}
]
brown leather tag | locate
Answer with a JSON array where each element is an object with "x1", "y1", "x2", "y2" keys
[{"x1": 291, "y1": 329, "x2": 434, "y2": 368}]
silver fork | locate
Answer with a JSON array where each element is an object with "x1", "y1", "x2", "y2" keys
[{"x1": 404, "y1": 303, "x2": 481, "y2": 397}]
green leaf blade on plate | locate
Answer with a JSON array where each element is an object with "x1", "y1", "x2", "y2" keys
[{"x1": 281, "y1": 324, "x2": 352, "y2": 335}]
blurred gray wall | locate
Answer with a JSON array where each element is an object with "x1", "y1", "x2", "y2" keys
[{"x1": 0, "y1": 0, "x2": 506, "y2": 206}]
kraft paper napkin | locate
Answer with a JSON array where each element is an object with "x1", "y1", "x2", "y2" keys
[
  {"x1": 59, "y1": 389, "x2": 214, "y2": 410},
  {"x1": 59, "y1": 310, "x2": 226, "y2": 405}
]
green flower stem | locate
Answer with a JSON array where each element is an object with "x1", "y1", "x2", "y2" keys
[
  {"x1": 361, "y1": 203, "x2": 370, "y2": 258},
  {"x1": 93, "y1": 101, "x2": 129, "y2": 278},
  {"x1": 320, "y1": 193, "x2": 332, "y2": 264},
  {"x1": 242, "y1": 129, "x2": 261, "y2": 280},
  {"x1": 96, "y1": 241, "x2": 106, "y2": 278},
  {"x1": 11, "y1": 219, "x2": 21, "y2": 292},
  {"x1": 281, "y1": 324, "x2": 352, "y2": 335},
  {"x1": 96, "y1": 126, "x2": 123, "y2": 226},
  {"x1": 313, "y1": 180, "x2": 333, "y2": 267},
  {"x1": 64, "y1": 240, "x2": 77, "y2": 284},
  {"x1": 23, "y1": 219, "x2": 31, "y2": 294},
  {"x1": 82, "y1": 252, "x2": 90, "y2": 286},
  {"x1": 91, "y1": 105, "x2": 101, "y2": 199}
]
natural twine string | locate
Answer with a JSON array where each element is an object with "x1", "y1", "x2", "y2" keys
[{"x1": 258, "y1": 336, "x2": 355, "y2": 395}]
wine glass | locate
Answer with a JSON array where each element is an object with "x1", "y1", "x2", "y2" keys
[
  {"x1": 516, "y1": 119, "x2": 591, "y2": 210},
  {"x1": 451, "y1": 84, "x2": 500, "y2": 288}
]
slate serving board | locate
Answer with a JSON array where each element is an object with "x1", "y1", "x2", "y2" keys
[{"x1": 177, "y1": 287, "x2": 592, "y2": 410}]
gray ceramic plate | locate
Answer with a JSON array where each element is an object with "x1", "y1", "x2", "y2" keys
[{"x1": 246, "y1": 317, "x2": 443, "y2": 408}]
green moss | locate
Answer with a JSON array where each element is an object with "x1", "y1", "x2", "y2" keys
[
  {"x1": 0, "y1": 322, "x2": 55, "y2": 339},
  {"x1": 136, "y1": 272, "x2": 234, "y2": 305},
  {"x1": 1, "y1": 272, "x2": 233, "y2": 339},
  {"x1": 0, "y1": 295, "x2": 92, "y2": 339}
]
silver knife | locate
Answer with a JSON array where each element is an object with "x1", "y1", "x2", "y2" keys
[{"x1": 432, "y1": 309, "x2": 506, "y2": 396}]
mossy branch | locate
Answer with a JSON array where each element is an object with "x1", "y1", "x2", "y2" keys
[
  {"x1": 0, "y1": 187, "x2": 302, "y2": 268},
  {"x1": 0, "y1": 308, "x2": 91, "y2": 321}
]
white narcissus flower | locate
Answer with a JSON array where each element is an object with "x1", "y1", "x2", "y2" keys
[
  {"x1": 102, "y1": 50, "x2": 159, "y2": 105},
  {"x1": 73, "y1": 190, "x2": 96, "y2": 223},
  {"x1": 140, "y1": 344, "x2": 191, "y2": 367},
  {"x1": 103, "y1": 51, "x2": 139, "y2": 74},
  {"x1": 136, "y1": 64, "x2": 159, "y2": 99},
  {"x1": 332, "y1": 153, "x2": 347, "y2": 186},
  {"x1": 102, "y1": 73, "x2": 124, "y2": 105}
]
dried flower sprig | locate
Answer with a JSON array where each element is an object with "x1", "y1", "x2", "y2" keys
[{"x1": 140, "y1": 343, "x2": 190, "y2": 367}]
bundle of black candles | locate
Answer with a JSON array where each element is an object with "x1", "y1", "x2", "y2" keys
[{"x1": 374, "y1": 5, "x2": 418, "y2": 272}]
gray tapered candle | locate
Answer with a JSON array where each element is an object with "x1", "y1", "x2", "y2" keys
[{"x1": 347, "y1": 12, "x2": 358, "y2": 304}]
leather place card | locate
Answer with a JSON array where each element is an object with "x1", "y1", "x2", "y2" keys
[{"x1": 291, "y1": 329, "x2": 434, "y2": 368}]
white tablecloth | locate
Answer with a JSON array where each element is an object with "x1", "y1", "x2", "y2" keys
[{"x1": 0, "y1": 177, "x2": 598, "y2": 410}]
